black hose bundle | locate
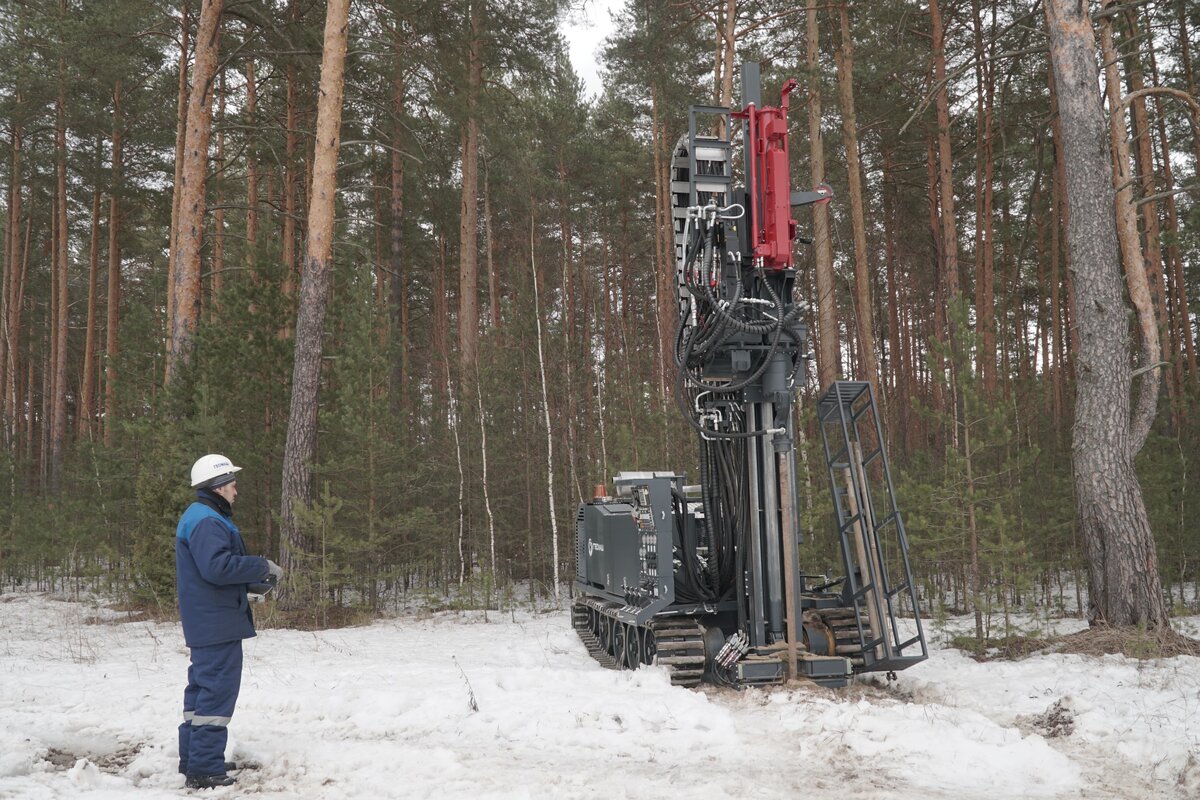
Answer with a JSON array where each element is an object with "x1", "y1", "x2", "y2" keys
[
  {"x1": 673, "y1": 226, "x2": 805, "y2": 441},
  {"x1": 669, "y1": 207, "x2": 806, "y2": 603}
]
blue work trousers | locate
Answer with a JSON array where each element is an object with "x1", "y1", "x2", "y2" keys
[{"x1": 178, "y1": 640, "x2": 243, "y2": 777}]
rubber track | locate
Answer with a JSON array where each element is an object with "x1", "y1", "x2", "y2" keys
[
  {"x1": 817, "y1": 608, "x2": 869, "y2": 668},
  {"x1": 572, "y1": 600, "x2": 621, "y2": 670},
  {"x1": 573, "y1": 599, "x2": 706, "y2": 686},
  {"x1": 650, "y1": 617, "x2": 706, "y2": 687}
]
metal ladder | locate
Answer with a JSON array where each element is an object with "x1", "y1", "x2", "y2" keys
[{"x1": 817, "y1": 381, "x2": 928, "y2": 673}]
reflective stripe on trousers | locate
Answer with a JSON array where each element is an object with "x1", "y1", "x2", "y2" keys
[
  {"x1": 182, "y1": 710, "x2": 231, "y2": 726},
  {"x1": 190, "y1": 715, "x2": 232, "y2": 727}
]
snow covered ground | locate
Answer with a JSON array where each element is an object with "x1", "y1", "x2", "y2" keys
[{"x1": 1, "y1": 592, "x2": 1198, "y2": 799}]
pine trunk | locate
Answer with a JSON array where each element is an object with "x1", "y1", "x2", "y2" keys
[
  {"x1": 50, "y1": 64, "x2": 69, "y2": 490},
  {"x1": 389, "y1": 52, "x2": 408, "y2": 415},
  {"x1": 458, "y1": 2, "x2": 482, "y2": 382},
  {"x1": 1121, "y1": 8, "x2": 1170, "y2": 394},
  {"x1": 931, "y1": 0, "x2": 960, "y2": 306},
  {"x1": 78, "y1": 184, "x2": 101, "y2": 438},
  {"x1": 1043, "y1": 0, "x2": 1169, "y2": 629},
  {"x1": 1098, "y1": 7, "x2": 1159, "y2": 454},
  {"x1": 1147, "y1": 36, "x2": 1198, "y2": 386},
  {"x1": 807, "y1": 0, "x2": 838, "y2": 389},
  {"x1": 4, "y1": 113, "x2": 21, "y2": 446},
  {"x1": 279, "y1": 0, "x2": 350, "y2": 587},
  {"x1": 1178, "y1": 0, "x2": 1200, "y2": 202},
  {"x1": 971, "y1": 0, "x2": 996, "y2": 394},
  {"x1": 104, "y1": 81, "x2": 122, "y2": 446},
  {"x1": 484, "y1": 160, "x2": 499, "y2": 332},
  {"x1": 167, "y1": 0, "x2": 224, "y2": 385},
  {"x1": 10, "y1": 217, "x2": 29, "y2": 455},
  {"x1": 1048, "y1": 71, "x2": 1069, "y2": 430},
  {"x1": 530, "y1": 213, "x2": 560, "y2": 599},
  {"x1": 167, "y1": 3, "x2": 190, "y2": 353},
  {"x1": 211, "y1": 73, "x2": 226, "y2": 308},
  {"x1": 244, "y1": 54, "x2": 258, "y2": 272},
  {"x1": 926, "y1": 136, "x2": 946, "y2": 423},
  {"x1": 650, "y1": 84, "x2": 671, "y2": 401},
  {"x1": 835, "y1": 2, "x2": 881, "y2": 407},
  {"x1": 282, "y1": 1, "x2": 299, "y2": 298}
]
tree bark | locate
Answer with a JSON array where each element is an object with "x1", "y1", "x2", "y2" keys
[
  {"x1": 211, "y1": 72, "x2": 226, "y2": 308},
  {"x1": 10, "y1": 215, "x2": 29, "y2": 456},
  {"x1": 1121, "y1": 8, "x2": 1169, "y2": 390},
  {"x1": 50, "y1": 45, "x2": 69, "y2": 490},
  {"x1": 458, "y1": 1, "x2": 483, "y2": 383},
  {"x1": 713, "y1": 0, "x2": 736, "y2": 138},
  {"x1": 1177, "y1": 0, "x2": 1200, "y2": 204},
  {"x1": 1043, "y1": 0, "x2": 1169, "y2": 629},
  {"x1": 279, "y1": 0, "x2": 351, "y2": 587},
  {"x1": 78, "y1": 181, "x2": 102, "y2": 439},
  {"x1": 484, "y1": 158, "x2": 499, "y2": 332},
  {"x1": 931, "y1": 0, "x2": 961, "y2": 304},
  {"x1": 167, "y1": 3, "x2": 190, "y2": 356},
  {"x1": 1146, "y1": 30, "x2": 1198, "y2": 388},
  {"x1": 167, "y1": 0, "x2": 224, "y2": 385},
  {"x1": 881, "y1": 148, "x2": 906, "y2": 421},
  {"x1": 835, "y1": 2, "x2": 881, "y2": 407},
  {"x1": 530, "y1": 212, "x2": 560, "y2": 598},
  {"x1": 244, "y1": 52, "x2": 258, "y2": 273},
  {"x1": 559, "y1": 158, "x2": 581, "y2": 503},
  {"x1": 650, "y1": 84, "x2": 671, "y2": 402},
  {"x1": 926, "y1": 135, "x2": 946, "y2": 424},
  {"x1": 389, "y1": 36, "x2": 408, "y2": 416},
  {"x1": 104, "y1": 81, "x2": 122, "y2": 447},
  {"x1": 282, "y1": 0, "x2": 299, "y2": 299},
  {"x1": 4, "y1": 111, "x2": 22, "y2": 447},
  {"x1": 1097, "y1": 5, "x2": 1159, "y2": 454},
  {"x1": 971, "y1": 0, "x2": 996, "y2": 394},
  {"x1": 476, "y1": 373, "x2": 497, "y2": 584},
  {"x1": 1048, "y1": 70, "x2": 1068, "y2": 430},
  {"x1": 807, "y1": 0, "x2": 837, "y2": 389}
]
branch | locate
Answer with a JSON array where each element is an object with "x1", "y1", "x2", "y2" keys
[
  {"x1": 1136, "y1": 184, "x2": 1199, "y2": 207},
  {"x1": 896, "y1": 0, "x2": 1044, "y2": 137},
  {"x1": 1131, "y1": 360, "x2": 1169, "y2": 379},
  {"x1": 1116, "y1": 87, "x2": 1200, "y2": 139},
  {"x1": 1092, "y1": 0, "x2": 1153, "y2": 22},
  {"x1": 899, "y1": 46, "x2": 1046, "y2": 137}
]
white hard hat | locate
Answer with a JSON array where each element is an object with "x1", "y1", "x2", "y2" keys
[{"x1": 190, "y1": 454, "x2": 243, "y2": 488}]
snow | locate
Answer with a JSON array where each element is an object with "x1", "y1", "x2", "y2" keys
[{"x1": 1, "y1": 592, "x2": 1198, "y2": 799}]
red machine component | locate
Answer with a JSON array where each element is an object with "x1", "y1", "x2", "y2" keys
[{"x1": 737, "y1": 78, "x2": 799, "y2": 271}]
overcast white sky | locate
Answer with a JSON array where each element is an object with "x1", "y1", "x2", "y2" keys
[{"x1": 562, "y1": 0, "x2": 622, "y2": 98}]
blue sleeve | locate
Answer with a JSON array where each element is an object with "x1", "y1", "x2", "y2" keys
[{"x1": 189, "y1": 518, "x2": 270, "y2": 586}]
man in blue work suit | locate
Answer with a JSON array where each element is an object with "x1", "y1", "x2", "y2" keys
[{"x1": 176, "y1": 454, "x2": 282, "y2": 790}]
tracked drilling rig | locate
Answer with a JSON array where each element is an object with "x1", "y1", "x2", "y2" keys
[{"x1": 572, "y1": 64, "x2": 927, "y2": 688}]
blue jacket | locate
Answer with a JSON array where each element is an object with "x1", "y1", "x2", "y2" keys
[{"x1": 175, "y1": 498, "x2": 269, "y2": 648}]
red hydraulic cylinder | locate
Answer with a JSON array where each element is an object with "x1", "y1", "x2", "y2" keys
[{"x1": 737, "y1": 79, "x2": 800, "y2": 271}]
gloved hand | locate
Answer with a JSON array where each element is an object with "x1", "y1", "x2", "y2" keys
[{"x1": 248, "y1": 559, "x2": 283, "y2": 596}]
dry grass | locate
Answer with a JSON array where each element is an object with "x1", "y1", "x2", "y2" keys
[
  {"x1": 950, "y1": 623, "x2": 1200, "y2": 661},
  {"x1": 100, "y1": 597, "x2": 179, "y2": 624},
  {"x1": 1051, "y1": 624, "x2": 1200, "y2": 659},
  {"x1": 255, "y1": 602, "x2": 376, "y2": 631},
  {"x1": 91, "y1": 596, "x2": 378, "y2": 631},
  {"x1": 950, "y1": 633, "x2": 1051, "y2": 661},
  {"x1": 43, "y1": 744, "x2": 143, "y2": 773}
]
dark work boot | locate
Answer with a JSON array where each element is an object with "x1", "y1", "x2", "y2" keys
[
  {"x1": 185, "y1": 773, "x2": 236, "y2": 789},
  {"x1": 179, "y1": 761, "x2": 239, "y2": 775}
]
